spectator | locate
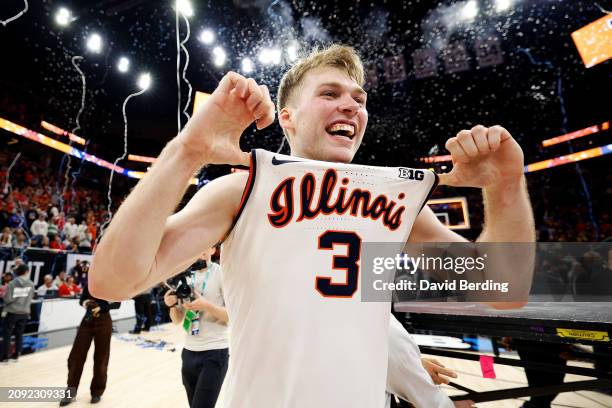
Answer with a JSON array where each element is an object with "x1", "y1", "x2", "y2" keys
[
  {"x1": 24, "y1": 207, "x2": 38, "y2": 230},
  {"x1": 53, "y1": 271, "x2": 67, "y2": 288},
  {"x1": 63, "y1": 217, "x2": 78, "y2": 242},
  {"x1": 30, "y1": 212, "x2": 48, "y2": 243},
  {"x1": 58, "y1": 276, "x2": 81, "y2": 297},
  {"x1": 7, "y1": 210, "x2": 24, "y2": 229},
  {"x1": 36, "y1": 274, "x2": 58, "y2": 297},
  {"x1": 65, "y1": 237, "x2": 80, "y2": 252},
  {"x1": 0, "y1": 272, "x2": 14, "y2": 298},
  {"x1": 47, "y1": 216, "x2": 59, "y2": 240},
  {"x1": 73, "y1": 261, "x2": 90, "y2": 287},
  {"x1": 40, "y1": 236, "x2": 50, "y2": 249},
  {"x1": 50, "y1": 235, "x2": 65, "y2": 250},
  {"x1": 77, "y1": 220, "x2": 88, "y2": 241},
  {"x1": 10, "y1": 257, "x2": 24, "y2": 272},
  {"x1": 56, "y1": 212, "x2": 66, "y2": 231},
  {"x1": 1, "y1": 264, "x2": 35, "y2": 363},
  {"x1": 0, "y1": 227, "x2": 13, "y2": 247},
  {"x1": 12, "y1": 230, "x2": 27, "y2": 249},
  {"x1": 78, "y1": 231, "x2": 92, "y2": 253},
  {"x1": 69, "y1": 260, "x2": 82, "y2": 277}
]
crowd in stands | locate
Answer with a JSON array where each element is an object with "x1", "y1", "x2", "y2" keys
[
  {"x1": 0, "y1": 153, "x2": 109, "y2": 253},
  {"x1": 1, "y1": 144, "x2": 610, "y2": 252}
]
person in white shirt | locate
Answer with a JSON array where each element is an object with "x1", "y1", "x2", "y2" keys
[
  {"x1": 36, "y1": 274, "x2": 58, "y2": 297},
  {"x1": 53, "y1": 270, "x2": 67, "y2": 288},
  {"x1": 62, "y1": 217, "x2": 79, "y2": 241},
  {"x1": 30, "y1": 212, "x2": 48, "y2": 246},
  {"x1": 165, "y1": 247, "x2": 228, "y2": 408}
]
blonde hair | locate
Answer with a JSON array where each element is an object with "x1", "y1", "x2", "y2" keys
[{"x1": 277, "y1": 44, "x2": 365, "y2": 114}]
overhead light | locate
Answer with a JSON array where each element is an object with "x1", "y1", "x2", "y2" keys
[
  {"x1": 117, "y1": 57, "x2": 130, "y2": 73},
  {"x1": 198, "y1": 29, "x2": 215, "y2": 45},
  {"x1": 258, "y1": 47, "x2": 281, "y2": 65},
  {"x1": 176, "y1": 0, "x2": 194, "y2": 17},
  {"x1": 494, "y1": 0, "x2": 513, "y2": 12},
  {"x1": 213, "y1": 47, "x2": 226, "y2": 67},
  {"x1": 138, "y1": 73, "x2": 151, "y2": 90},
  {"x1": 460, "y1": 0, "x2": 479, "y2": 21},
  {"x1": 287, "y1": 42, "x2": 298, "y2": 62},
  {"x1": 86, "y1": 33, "x2": 103, "y2": 53},
  {"x1": 241, "y1": 58, "x2": 253, "y2": 73},
  {"x1": 55, "y1": 7, "x2": 72, "y2": 26}
]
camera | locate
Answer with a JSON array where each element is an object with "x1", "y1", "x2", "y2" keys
[{"x1": 165, "y1": 260, "x2": 208, "y2": 303}]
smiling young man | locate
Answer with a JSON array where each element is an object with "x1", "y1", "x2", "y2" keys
[{"x1": 90, "y1": 44, "x2": 533, "y2": 407}]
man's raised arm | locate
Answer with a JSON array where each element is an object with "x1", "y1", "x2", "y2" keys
[
  {"x1": 89, "y1": 72, "x2": 275, "y2": 301},
  {"x1": 409, "y1": 125, "x2": 535, "y2": 307}
]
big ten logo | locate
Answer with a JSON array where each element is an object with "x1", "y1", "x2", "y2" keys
[{"x1": 398, "y1": 168, "x2": 425, "y2": 181}]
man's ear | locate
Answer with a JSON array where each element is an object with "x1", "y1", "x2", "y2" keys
[{"x1": 278, "y1": 107, "x2": 293, "y2": 133}]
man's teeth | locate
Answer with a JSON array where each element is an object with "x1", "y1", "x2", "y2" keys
[{"x1": 327, "y1": 123, "x2": 355, "y2": 136}]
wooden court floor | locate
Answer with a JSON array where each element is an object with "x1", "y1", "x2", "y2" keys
[{"x1": 1, "y1": 323, "x2": 611, "y2": 407}]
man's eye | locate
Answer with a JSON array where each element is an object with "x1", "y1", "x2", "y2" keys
[{"x1": 322, "y1": 91, "x2": 335, "y2": 97}]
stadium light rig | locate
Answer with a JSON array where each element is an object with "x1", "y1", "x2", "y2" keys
[
  {"x1": 138, "y1": 73, "x2": 151, "y2": 91},
  {"x1": 494, "y1": 0, "x2": 513, "y2": 13},
  {"x1": 241, "y1": 58, "x2": 254, "y2": 74},
  {"x1": 117, "y1": 57, "x2": 130, "y2": 73},
  {"x1": 460, "y1": 0, "x2": 479, "y2": 21},
  {"x1": 287, "y1": 42, "x2": 299, "y2": 62},
  {"x1": 176, "y1": 0, "x2": 194, "y2": 17},
  {"x1": 199, "y1": 29, "x2": 215, "y2": 45},
  {"x1": 258, "y1": 47, "x2": 282, "y2": 65},
  {"x1": 213, "y1": 47, "x2": 226, "y2": 67},
  {"x1": 55, "y1": 7, "x2": 72, "y2": 26},
  {"x1": 86, "y1": 33, "x2": 103, "y2": 54}
]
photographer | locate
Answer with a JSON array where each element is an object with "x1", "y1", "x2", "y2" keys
[
  {"x1": 59, "y1": 285, "x2": 120, "y2": 406},
  {"x1": 165, "y1": 247, "x2": 228, "y2": 408}
]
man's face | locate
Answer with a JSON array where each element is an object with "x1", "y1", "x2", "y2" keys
[{"x1": 282, "y1": 66, "x2": 368, "y2": 163}]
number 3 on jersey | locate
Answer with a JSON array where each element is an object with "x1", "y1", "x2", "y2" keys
[{"x1": 316, "y1": 230, "x2": 362, "y2": 298}]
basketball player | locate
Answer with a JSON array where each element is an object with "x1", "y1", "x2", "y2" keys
[{"x1": 91, "y1": 45, "x2": 534, "y2": 407}]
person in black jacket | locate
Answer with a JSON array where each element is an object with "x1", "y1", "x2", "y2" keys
[{"x1": 59, "y1": 285, "x2": 120, "y2": 406}]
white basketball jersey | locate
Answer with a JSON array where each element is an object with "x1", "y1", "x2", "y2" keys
[{"x1": 220, "y1": 149, "x2": 438, "y2": 408}]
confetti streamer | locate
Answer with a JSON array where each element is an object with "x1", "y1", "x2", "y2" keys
[
  {"x1": 175, "y1": 6, "x2": 181, "y2": 133},
  {"x1": 60, "y1": 55, "x2": 86, "y2": 214},
  {"x1": 3, "y1": 152, "x2": 21, "y2": 194},
  {"x1": 98, "y1": 87, "x2": 147, "y2": 242},
  {"x1": 0, "y1": 0, "x2": 28, "y2": 26},
  {"x1": 180, "y1": 14, "x2": 193, "y2": 123}
]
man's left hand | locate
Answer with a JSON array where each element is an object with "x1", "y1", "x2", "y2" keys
[{"x1": 438, "y1": 125, "x2": 524, "y2": 188}]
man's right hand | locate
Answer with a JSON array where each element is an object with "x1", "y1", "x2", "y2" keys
[
  {"x1": 164, "y1": 291, "x2": 178, "y2": 307},
  {"x1": 177, "y1": 71, "x2": 276, "y2": 166}
]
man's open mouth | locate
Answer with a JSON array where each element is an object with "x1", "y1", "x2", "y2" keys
[{"x1": 325, "y1": 123, "x2": 355, "y2": 140}]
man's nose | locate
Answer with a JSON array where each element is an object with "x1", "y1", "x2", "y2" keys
[{"x1": 338, "y1": 96, "x2": 359, "y2": 115}]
